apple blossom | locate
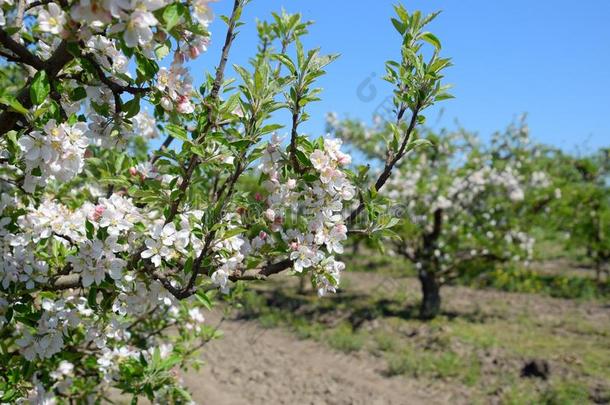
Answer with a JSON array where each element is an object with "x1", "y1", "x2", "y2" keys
[{"x1": 0, "y1": 2, "x2": 451, "y2": 401}]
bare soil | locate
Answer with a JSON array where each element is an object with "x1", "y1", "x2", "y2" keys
[
  {"x1": 177, "y1": 271, "x2": 610, "y2": 404},
  {"x1": 182, "y1": 314, "x2": 448, "y2": 405}
]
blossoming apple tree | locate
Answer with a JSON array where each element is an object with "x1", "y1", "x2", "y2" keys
[
  {"x1": 329, "y1": 116, "x2": 557, "y2": 319},
  {"x1": 0, "y1": 0, "x2": 450, "y2": 401}
]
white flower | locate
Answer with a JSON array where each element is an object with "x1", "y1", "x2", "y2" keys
[
  {"x1": 509, "y1": 188, "x2": 524, "y2": 202},
  {"x1": 155, "y1": 63, "x2": 194, "y2": 113},
  {"x1": 188, "y1": 307, "x2": 205, "y2": 323},
  {"x1": 290, "y1": 245, "x2": 319, "y2": 273},
  {"x1": 193, "y1": 0, "x2": 215, "y2": 26},
  {"x1": 132, "y1": 111, "x2": 159, "y2": 139},
  {"x1": 141, "y1": 237, "x2": 170, "y2": 267},
  {"x1": 38, "y1": 3, "x2": 67, "y2": 35},
  {"x1": 316, "y1": 257, "x2": 344, "y2": 296},
  {"x1": 326, "y1": 224, "x2": 347, "y2": 254},
  {"x1": 122, "y1": 9, "x2": 158, "y2": 47},
  {"x1": 160, "y1": 222, "x2": 177, "y2": 246},
  {"x1": 99, "y1": 208, "x2": 131, "y2": 235},
  {"x1": 211, "y1": 268, "x2": 229, "y2": 294},
  {"x1": 173, "y1": 229, "x2": 190, "y2": 253},
  {"x1": 50, "y1": 361, "x2": 74, "y2": 380},
  {"x1": 18, "y1": 121, "x2": 90, "y2": 190},
  {"x1": 310, "y1": 149, "x2": 329, "y2": 171},
  {"x1": 71, "y1": 0, "x2": 113, "y2": 27}
]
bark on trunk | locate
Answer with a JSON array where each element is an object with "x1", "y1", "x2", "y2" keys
[
  {"x1": 298, "y1": 275, "x2": 307, "y2": 294},
  {"x1": 418, "y1": 270, "x2": 441, "y2": 320}
]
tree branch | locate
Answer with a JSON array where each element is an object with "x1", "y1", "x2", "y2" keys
[
  {"x1": 0, "y1": 40, "x2": 74, "y2": 137},
  {"x1": 165, "y1": 0, "x2": 242, "y2": 224},
  {"x1": 346, "y1": 103, "x2": 421, "y2": 225},
  {"x1": 288, "y1": 100, "x2": 302, "y2": 173},
  {"x1": 0, "y1": 27, "x2": 44, "y2": 69}
]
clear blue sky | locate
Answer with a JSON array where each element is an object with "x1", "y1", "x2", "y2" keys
[{"x1": 191, "y1": 0, "x2": 609, "y2": 152}]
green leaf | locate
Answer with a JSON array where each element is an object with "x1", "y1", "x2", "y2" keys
[
  {"x1": 271, "y1": 54, "x2": 296, "y2": 75},
  {"x1": 135, "y1": 54, "x2": 159, "y2": 83},
  {"x1": 70, "y1": 87, "x2": 87, "y2": 102},
  {"x1": 435, "y1": 92, "x2": 455, "y2": 101},
  {"x1": 163, "y1": 3, "x2": 183, "y2": 31},
  {"x1": 407, "y1": 138, "x2": 433, "y2": 152},
  {"x1": 259, "y1": 124, "x2": 284, "y2": 135},
  {"x1": 391, "y1": 18, "x2": 405, "y2": 35},
  {"x1": 220, "y1": 227, "x2": 247, "y2": 241},
  {"x1": 165, "y1": 124, "x2": 189, "y2": 143},
  {"x1": 87, "y1": 286, "x2": 98, "y2": 310},
  {"x1": 29, "y1": 71, "x2": 50, "y2": 105},
  {"x1": 421, "y1": 32, "x2": 442, "y2": 50},
  {"x1": 124, "y1": 96, "x2": 140, "y2": 119},
  {"x1": 86, "y1": 220, "x2": 95, "y2": 240},
  {"x1": 231, "y1": 139, "x2": 251, "y2": 151},
  {"x1": 0, "y1": 95, "x2": 28, "y2": 114},
  {"x1": 295, "y1": 150, "x2": 311, "y2": 167},
  {"x1": 155, "y1": 41, "x2": 171, "y2": 60},
  {"x1": 195, "y1": 290, "x2": 214, "y2": 310}
]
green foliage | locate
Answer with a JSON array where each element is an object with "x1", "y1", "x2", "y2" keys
[
  {"x1": 462, "y1": 266, "x2": 609, "y2": 300},
  {"x1": 29, "y1": 71, "x2": 50, "y2": 106}
]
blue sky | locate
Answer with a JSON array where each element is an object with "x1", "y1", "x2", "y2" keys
[{"x1": 191, "y1": 0, "x2": 609, "y2": 152}]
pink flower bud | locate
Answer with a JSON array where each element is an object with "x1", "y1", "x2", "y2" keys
[
  {"x1": 176, "y1": 96, "x2": 194, "y2": 114},
  {"x1": 129, "y1": 167, "x2": 138, "y2": 176},
  {"x1": 254, "y1": 192, "x2": 263, "y2": 201},
  {"x1": 336, "y1": 151, "x2": 351, "y2": 165},
  {"x1": 189, "y1": 46, "x2": 201, "y2": 60},
  {"x1": 264, "y1": 209, "x2": 275, "y2": 222},
  {"x1": 92, "y1": 205, "x2": 106, "y2": 221},
  {"x1": 173, "y1": 51, "x2": 186, "y2": 64},
  {"x1": 259, "y1": 231, "x2": 268, "y2": 240}
]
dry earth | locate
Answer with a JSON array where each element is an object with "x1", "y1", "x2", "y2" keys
[
  {"x1": 182, "y1": 314, "x2": 447, "y2": 405},
  {"x1": 175, "y1": 271, "x2": 609, "y2": 405}
]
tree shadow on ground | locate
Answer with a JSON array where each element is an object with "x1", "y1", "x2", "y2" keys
[{"x1": 239, "y1": 287, "x2": 498, "y2": 329}]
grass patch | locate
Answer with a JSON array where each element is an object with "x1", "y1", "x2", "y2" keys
[
  {"x1": 235, "y1": 272, "x2": 610, "y2": 404},
  {"x1": 346, "y1": 251, "x2": 610, "y2": 300},
  {"x1": 386, "y1": 347, "x2": 480, "y2": 384},
  {"x1": 373, "y1": 331, "x2": 398, "y2": 352},
  {"x1": 540, "y1": 381, "x2": 591, "y2": 404},
  {"x1": 327, "y1": 323, "x2": 365, "y2": 353},
  {"x1": 461, "y1": 267, "x2": 609, "y2": 300}
]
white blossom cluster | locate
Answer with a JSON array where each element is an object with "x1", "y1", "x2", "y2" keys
[
  {"x1": 259, "y1": 135, "x2": 355, "y2": 295},
  {"x1": 0, "y1": 0, "x2": 216, "y2": 191},
  {"x1": 0, "y1": 0, "x2": 367, "y2": 400},
  {"x1": 383, "y1": 131, "x2": 553, "y2": 271},
  {"x1": 325, "y1": 112, "x2": 386, "y2": 160},
  {"x1": 18, "y1": 120, "x2": 89, "y2": 192},
  {"x1": 0, "y1": 191, "x2": 209, "y2": 397},
  {"x1": 158, "y1": 62, "x2": 196, "y2": 114},
  {"x1": 142, "y1": 214, "x2": 203, "y2": 267}
]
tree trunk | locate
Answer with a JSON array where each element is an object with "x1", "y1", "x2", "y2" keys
[
  {"x1": 418, "y1": 270, "x2": 441, "y2": 319},
  {"x1": 352, "y1": 239, "x2": 361, "y2": 255},
  {"x1": 298, "y1": 275, "x2": 307, "y2": 294}
]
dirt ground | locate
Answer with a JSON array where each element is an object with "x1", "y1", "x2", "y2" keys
[
  {"x1": 182, "y1": 316, "x2": 445, "y2": 405},
  {"x1": 177, "y1": 271, "x2": 610, "y2": 404}
]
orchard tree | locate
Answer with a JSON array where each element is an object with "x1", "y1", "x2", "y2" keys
[
  {"x1": 556, "y1": 150, "x2": 610, "y2": 281},
  {"x1": 330, "y1": 117, "x2": 556, "y2": 319},
  {"x1": 0, "y1": 1, "x2": 451, "y2": 402}
]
